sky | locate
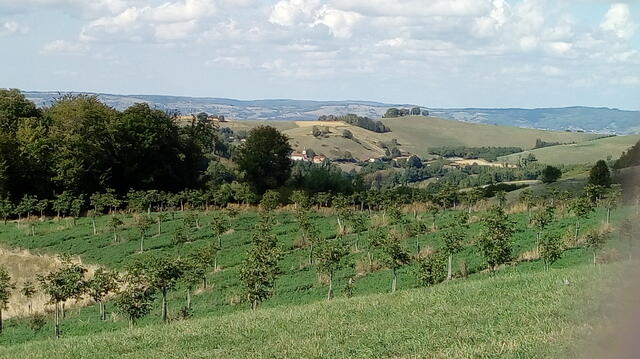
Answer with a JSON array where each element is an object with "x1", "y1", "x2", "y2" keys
[{"x1": 0, "y1": 0, "x2": 639, "y2": 109}]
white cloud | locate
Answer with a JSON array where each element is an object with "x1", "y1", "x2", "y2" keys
[
  {"x1": 42, "y1": 39, "x2": 89, "y2": 54},
  {"x1": 472, "y1": 0, "x2": 509, "y2": 37},
  {"x1": 600, "y1": 3, "x2": 637, "y2": 40},
  {"x1": 313, "y1": 5, "x2": 361, "y2": 38},
  {"x1": 269, "y1": 0, "x2": 319, "y2": 26},
  {"x1": 0, "y1": 21, "x2": 29, "y2": 36}
]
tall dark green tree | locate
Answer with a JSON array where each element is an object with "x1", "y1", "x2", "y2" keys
[
  {"x1": 588, "y1": 160, "x2": 612, "y2": 188},
  {"x1": 234, "y1": 126, "x2": 292, "y2": 193}
]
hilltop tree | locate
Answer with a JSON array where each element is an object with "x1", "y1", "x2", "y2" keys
[
  {"x1": 541, "y1": 165, "x2": 562, "y2": 184},
  {"x1": 539, "y1": 233, "x2": 564, "y2": 270},
  {"x1": 0, "y1": 266, "x2": 14, "y2": 334},
  {"x1": 239, "y1": 214, "x2": 281, "y2": 310},
  {"x1": 38, "y1": 256, "x2": 87, "y2": 338},
  {"x1": 417, "y1": 251, "x2": 447, "y2": 286},
  {"x1": 375, "y1": 230, "x2": 411, "y2": 293},
  {"x1": 20, "y1": 281, "x2": 36, "y2": 314},
  {"x1": 114, "y1": 266, "x2": 155, "y2": 329},
  {"x1": 234, "y1": 126, "x2": 292, "y2": 193},
  {"x1": 478, "y1": 206, "x2": 515, "y2": 272},
  {"x1": 588, "y1": 160, "x2": 611, "y2": 188},
  {"x1": 87, "y1": 268, "x2": 119, "y2": 321},
  {"x1": 316, "y1": 237, "x2": 349, "y2": 300}
]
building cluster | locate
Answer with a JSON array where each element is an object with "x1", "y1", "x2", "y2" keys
[{"x1": 290, "y1": 150, "x2": 328, "y2": 164}]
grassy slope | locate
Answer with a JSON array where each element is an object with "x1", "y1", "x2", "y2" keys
[
  {"x1": 0, "y1": 263, "x2": 618, "y2": 359},
  {"x1": 499, "y1": 135, "x2": 640, "y2": 165},
  {"x1": 0, "y1": 206, "x2": 627, "y2": 347},
  {"x1": 222, "y1": 116, "x2": 600, "y2": 161}
]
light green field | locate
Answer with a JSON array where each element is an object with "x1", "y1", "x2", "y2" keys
[
  {"x1": 222, "y1": 116, "x2": 601, "y2": 161},
  {"x1": 499, "y1": 135, "x2": 640, "y2": 165},
  {"x1": 1, "y1": 263, "x2": 619, "y2": 359}
]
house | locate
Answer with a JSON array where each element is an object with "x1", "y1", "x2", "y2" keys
[
  {"x1": 312, "y1": 155, "x2": 327, "y2": 164},
  {"x1": 290, "y1": 151, "x2": 307, "y2": 161}
]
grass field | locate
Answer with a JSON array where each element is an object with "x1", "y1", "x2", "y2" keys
[
  {"x1": 499, "y1": 135, "x2": 640, "y2": 165},
  {"x1": 0, "y1": 203, "x2": 631, "y2": 350},
  {"x1": 0, "y1": 262, "x2": 621, "y2": 359},
  {"x1": 221, "y1": 116, "x2": 601, "y2": 161}
]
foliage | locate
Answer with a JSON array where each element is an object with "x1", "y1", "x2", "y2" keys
[
  {"x1": 478, "y1": 206, "x2": 515, "y2": 271},
  {"x1": 318, "y1": 114, "x2": 390, "y2": 133},
  {"x1": 540, "y1": 165, "x2": 562, "y2": 184},
  {"x1": 539, "y1": 233, "x2": 563, "y2": 269},
  {"x1": 588, "y1": 160, "x2": 611, "y2": 188},
  {"x1": 417, "y1": 252, "x2": 447, "y2": 286},
  {"x1": 428, "y1": 146, "x2": 523, "y2": 162}
]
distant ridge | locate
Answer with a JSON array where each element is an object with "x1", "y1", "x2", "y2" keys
[{"x1": 22, "y1": 91, "x2": 640, "y2": 134}]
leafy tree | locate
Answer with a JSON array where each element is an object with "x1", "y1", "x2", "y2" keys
[
  {"x1": 210, "y1": 212, "x2": 231, "y2": 249},
  {"x1": 602, "y1": 184, "x2": 622, "y2": 224},
  {"x1": 417, "y1": 251, "x2": 447, "y2": 286},
  {"x1": 52, "y1": 191, "x2": 73, "y2": 219},
  {"x1": 0, "y1": 266, "x2": 14, "y2": 334},
  {"x1": 135, "y1": 255, "x2": 184, "y2": 323},
  {"x1": 38, "y1": 256, "x2": 87, "y2": 338},
  {"x1": 441, "y1": 224, "x2": 467, "y2": 280},
  {"x1": 539, "y1": 233, "x2": 563, "y2": 270},
  {"x1": 239, "y1": 214, "x2": 281, "y2": 310},
  {"x1": 570, "y1": 196, "x2": 594, "y2": 243},
  {"x1": 478, "y1": 206, "x2": 515, "y2": 272},
  {"x1": 495, "y1": 191, "x2": 507, "y2": 208},
  {"x1": 588, "y1": 160, "x2": 611, "y2": 188},
  {"x1": 290, "y1": 190, "x2": 311, "y2": 210},
  {"x1": 69, "y1": 195, "x2": 84, "y2": 226},
  {"x1": 518, "y1": 189, "x2": 536, "y2": 221},
  {"x1": 114, "y1": 266, "x2": 155, "y2": 329},
  {"x1": 0, "y1": 196, "x2": 13, "y2": 224},
  {"x1": 234, "y1": 126, "x2": 292, "y2": 193},
  {"x1": 541, "y1": 165, "x2": 562, "y2": 184},
  {"x1": 87, "y1": 268, "x2": 119, "y2": 321},
  {"x1": 192, "y1": 242, "x2": 219, "y2": 288},
  {"x1": 108, "y1": 216, "x2": 123, "y2": 243},
  {"x1": 316, "y1": 237, "x2": 349, "y2": 300},
  {"x1": 20, "y1": 281, "x2": 36, "y2": 314},
  {"x1": 135, "y1": 215, "x2": 154, "y2": 252},
  {"x1": 461, "y1": 188, "x2": 483, "y2": 214},
  {"x1": 375, "y1": 230, "x2": 411, "y2": 292},
  {"x1": 260, "y1": 190, "x2": 280, "y2": 212},
  {"x1": 179, "y1": 257, "x2": 204, "y2": 310},
  {"x1": 351, "y1": 212, "x2": 369, "y2": 252},
  {"x1": 585, "y1": 230, "x2": 609, "y2": 266},
  {"x1": 531, "y1": 205, "x2": 555, "y2": 253}
]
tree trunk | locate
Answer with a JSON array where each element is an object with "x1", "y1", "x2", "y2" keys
[
  {"x1": 202, "y1": 276, "x2": 207, "y2": 290},
  {"x1": 186, "y1": 289, "x2": 192, "y2": 310},
  {"x1": 140, "y1": 235, "x2": 145, "y2": 252},
  {"x1": 327, "y1": 273, "x2": 333, "y2": 300},
  {"x1": 575, "y1": 221, "x2": 579, "y2": 244},
  {"x1": 113, "y1": 230, "x2": 118, "y2": 243},
  {"x1": 251, "y1": 299, "x2": 257, "y2": 311},
  {"x1": 158, "y1": 220, "x2": 161, "y2": 236},
  {"x1": 92, "y1": 218, "x2": 97, "y2": 235},
  {"x1": 217, "y1": 234, "x2": 222, "y2": 248},
  {"x1": 606, "y1": 208, "x2": 611, "y2": 224},
  {"x1": 28, "y1": 301, "x2": 32, "y2": 314},
  {"x1": 354, "y1": 233, "x2": 359, "y2": 252},
  {"x1": 447, "y1": 254, "x2": 453, "y2": 280},
  {"x1": 593, "y1": 251, "x2": 597, "y2": 266},
  {"x1": 55, "y1": 302, "x2": 60, "y2": 339},
  {"x1": 415, "y1": 237, "x2": 420, "y2": 255},
  {"x1": 161, "y1": 289, "x2": 168, "y2": 323},
  {"x1": 0, "y1": 308, "x2": 3, "y2": 334},
  {"x1": 31, "y1": 225, "x2": 35, "y2": 236},
  {"x1": 62, "y1": 302, "x2": 65, "y2": 319},
  {"x1": 536, "y1": 232, "x2": 541, "y2": 254},
  {"x1": 309, "y1": 244, "x2": 314, "y2": 265},
  {"x1": 391, "y1": 268, "x2": 397, "y2": 293},
  {"x1": 128, "y1": 318, "x2": 133, "y2": 330}
]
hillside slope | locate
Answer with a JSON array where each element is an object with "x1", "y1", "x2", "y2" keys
[
  {"x1": 223, "y1": 116, "x2": 601, "y2": 161},
  {"x1": 2, "y1": 264, "x2": 617, "y2": 359}
]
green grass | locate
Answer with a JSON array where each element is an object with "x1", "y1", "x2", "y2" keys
[
  {"x1": 0, "y1": 206, "x2": 630, "y2": 352},
  {"x1": 0, "y1": 262, "x2": 621, "y2": 358},
  {"x1": 499, "y1": 135, "x2": 640, "y2": 165}
]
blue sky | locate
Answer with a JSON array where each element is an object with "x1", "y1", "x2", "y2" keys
[{"x1": 0, "y1": 0, "x2": 638, "y2": 109}]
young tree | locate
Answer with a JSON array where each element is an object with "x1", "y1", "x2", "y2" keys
[
  {"x1": 477, "y1": 206, "x2": 515, "y2": 272},
  {"x1": 180, "y1": 257, "x2": 204, "y2": 310},
  {"x1": 260, "y1": 190, "x2": 280, "y2": 212},
  {"x1": 316, "y1": 237, "x2": 349, "y2": 300},
  {"x1": 135, "y1": 214, "x2": 153, "y2": 252},
  {"x1": 86, "y1": 268, "x2": 119, "y2": 321},
  {"x1": 570, "y1": 196, "x2": 594, "y2": 243},
  {"x1": 192, "y1": 242, "x2": 219, "y2": 288},
  {"x1": 351, "y1": 212, "x2": 369, "y2": 252},
  {"x1": 539, "y1": 233, "x2": 563, "y2": 270},
  {"x1": 69, "y1": 195, "x2": 84, "y2": 226},
  {"x1": 143, "y1": 256, "x2": 184, "y2": 323},
  {"x1": 441, "y1": 225, "x2": 466, "y2": 280},
  {"x1": 156, "y1": 212, "x2": 168, "y2": 236},
  {"x1": 35, "y1": 199, "x2": 48, "y2": 219},
  {"x1": 20, "y1": 281, "x2": 36, "y2": 314},
  {"x1": 603, "y1": 184, "x2": 622, "y2": 224},
  {"x1": 495, "y1": 191, "x2": 507, "y2": 208},
  {"x1": 531, "y1": 205, "x2": 555, "y2": 253},
  {"x1": 114, "y1": 267, "x2": 155, "y2": 329},
  {"x1": 234, "y1": 126, "x2": 292, "y2": 193},
  {"x1": 108, "y1": 216, "x2": 123, "y2": 243},
  {"x1": 519, "y1": 189, "x2": 536, "y2": 221},
  {"x1": 585, "y1": 230, "x2": 609, "y2": 266},
  {"x1": 210, "y1": 212, "x2": 231, "y2": 249},
  {"x1": 38, "y1": 257, "x2": 87, "y2": 338},
  {"x1": 588, "y1": 160, "x2": 612, "y2": 188},
  {"x1": 375, "y1": 230, "x2": 411, "y2": 292},
  {"x1": 417, "y1": 251, "x2": 447, "y2": 286},
  {"x1": 0, "y1": 266, "x2": 14, "y2": 334},
  {"x1": 290, "y1": 190, "x2": 310, "y2": 210},
  {"x1": 52, "y1": 191, "x2": 73, "y2": 219},
  {"x1": 461, "y1": 188, "x2": 483, "y2": 214},
  {"x1": 239, "y1": 214, "x2": 281, "y2": 310},
  {"x1": 0, "y1": 196, "x2": 13, "y2": 225}
]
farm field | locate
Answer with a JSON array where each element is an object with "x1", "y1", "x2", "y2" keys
[
  {"x1": 499, "y1": 135, "x2": 640, "y2": 165},
  {"x1": 0, "y1": 203, "x2": 632, "y2": 349},
  {"x1": 221, "y1": 116, "x2": 603, "y2": 161},
  {"x1": 1, "y1": 261, "x2": 623, "y2": 359}
]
